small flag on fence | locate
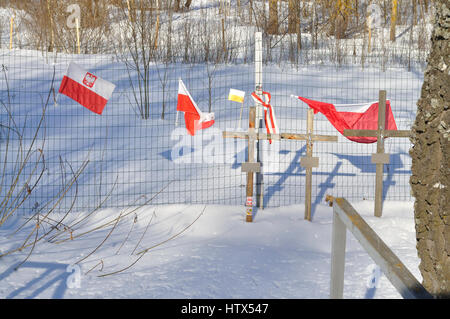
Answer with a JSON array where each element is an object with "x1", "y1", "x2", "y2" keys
[
  {"x1": 177, "y1": 79, "x2": 215, "y2": 136},
  {"x1": 252, "y1": 91, "x2": 279, "y2": 143},
  {"x1": 292, "y1": 95, "x2": 398, "y2": 143},
  {"x1": 228, "y1": 89, "x2": 245, "y2": 103},
  {"x1": 59, "y1": 62, "x2": 116, "y2": 115}
]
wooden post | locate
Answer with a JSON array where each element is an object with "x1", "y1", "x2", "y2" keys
[
  {"x1": 47, "y1": 0, "x2": 55, "y2": 52},
  {"x1": 390, "y1": 0, "x2": 398, "y2": 42},
  {"x1": 343, "y1": 90, "x2": 410, "y2": 217},
  {"x1": 221, "y1": 17, "x2": 226, "y2": 56},
  {"x1": 245, "y1": 107, "x2": 257, "y2": 222},
  {"x1": 300, "y1": 108, "x2": 337, "y2": 221},
  {"x1": 374, "y1": 90, "x2": 386, "y2": 217},
  {"x1": 304, "y1": 109, "x2": 315, "y2": 221},
  {"x1": 254, "y1": 32, "x2": 264, "y2": 209}
]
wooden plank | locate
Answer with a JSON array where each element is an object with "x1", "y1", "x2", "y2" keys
[
  {"x1": 223, "y1": 131, "x2": 337, "y2": 142},
  {"x1": 311, "y1": 135, "x2": 338, "y2": 142},
  {"x1": 371, "y1": 153, "x2": 390, "y2": 164},
  {"x1": 223, "y1": 131, "x2": 304, "y2": 140},
  {"x1": 343, "y1": 129, "x2": 378, "y2": 137},
  {"x1": 383, "y1": 130, "x2": 411, "y2": 138},
  {"x1": 241, "y1": 162, "x2": 261, "y2": 173},
  {"x1": 265, "y1": 133, "x2": 281, "y2": 141},
  {"x1": 282, "y1": 133, "x2": 337, "y2": 142},
  {"x1": 300, "y1": 157, "x2": 319, "y2": 168},
  {"x1": 333, "y1": 198, "x2": 433, "y2": 299},
  {"x1": 330, "y1": 206, "x2": 347, "y2": 299},
  {"x1": 344, "y1": 129, "x2": 410, "y2": 138}
]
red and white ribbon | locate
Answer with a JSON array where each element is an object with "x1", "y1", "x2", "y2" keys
[{"x1": 251, "y1": 91, "x2": 279, "y2": 143}]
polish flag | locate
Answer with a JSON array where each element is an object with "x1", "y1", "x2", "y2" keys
[
  {"x1": 177, "y1": 79, "x2": 215, "y2": 136},
  {"x1": 292, "y1": 96, "x2": 398, "y2": 143},
  {"x1": 59, "y1": 62, "x2": 116, "y2": 115}
]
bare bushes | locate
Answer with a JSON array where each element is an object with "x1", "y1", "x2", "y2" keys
[
  {"x1": 0, "y1": 69, "x2": 90, "y2": 267},
  {"x1": 11, "y1": 0, "x2": 111, "y2": 53}
]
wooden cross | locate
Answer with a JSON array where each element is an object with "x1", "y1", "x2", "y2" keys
[
  {"x1": 223, "y1": 107, "x2": 338, "y2": 222},
  {"x1": 301, "y1": 108, "x2": 339, "y2": 221},
  {"x1": 343, "y1": 90, "x2": 410, "y2": 217}
]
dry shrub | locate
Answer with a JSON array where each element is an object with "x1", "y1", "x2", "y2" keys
[{"x1": 10, "y1": 0, "x2": 111, "y2": 53}]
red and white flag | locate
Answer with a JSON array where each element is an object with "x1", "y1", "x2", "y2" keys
[
  {"x1": 251, "y1": 91, "x2": 279, "y2": 143},
  {"x1": 292, "y1": 96, "x2": 398, "y2": 143},
  {"x1": 59, "y1": 62, "x2": 116, "y2": 115},
  {"x1": 177, "y1": 79, "x2": 215, "y2": 136}
]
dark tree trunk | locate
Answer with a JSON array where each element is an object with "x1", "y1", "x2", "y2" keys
[
  {"x1": 288, "y1": 0, "x2": 300, "y2": 34},
  {"x1": 173, "y1": 0, "x2": 181, "y2": 11},
  {"x1": 267, "y1": 0, "x2": 279, "y2": 35},
  {"x1": 410, "y1": 0, "x2": 450, "y2": 298}
]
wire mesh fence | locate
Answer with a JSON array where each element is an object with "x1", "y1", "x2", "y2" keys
[{"x1": 0, "y1": 25, "x2": 428, "y2": 216}]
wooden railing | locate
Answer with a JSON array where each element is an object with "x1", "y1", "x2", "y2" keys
[{"x1": 329, "y1": 197, "x2": 433, "y2": 299}]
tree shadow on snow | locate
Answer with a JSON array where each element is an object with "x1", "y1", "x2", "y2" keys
[
  {"x1": 263, "y1": 146, "x2": 356, "y2": 220},
  {"x1": 1, "y1": 261, "x2": 71, "y2": 299},
  {"x1": 331, "y1": 152, "x2": 411, "y2": 201}
]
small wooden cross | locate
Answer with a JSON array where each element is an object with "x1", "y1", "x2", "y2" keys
[
  {"x1": 223, "y1": 107, "x2": 337, "y2": 222},
  {"x1": 343, "y1": 90, "x2": 410, "y2": 217}
]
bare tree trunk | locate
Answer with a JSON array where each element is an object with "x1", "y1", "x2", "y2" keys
[
  {"x1": 311, "y1": 2, "x2": 317, "y2": 49},
  {"x1": 248, "y1": 0, "x2": 253, "y2": 24},
  {"x1": 173, "y1": 0, "x2": 181, "y2": 11},
  {"x1": 331, "y1": 0, "x2": 350, "y2": 39},
  {"x1": 390, "y1": 0, "x2": 398, "y2": 41},
  {"x1": 410, "y1": 0, "x2": 450, "y2": 298},
  {"x1": 413, "y1": 0, "x2": 417, "y2": 26},
  {"x1": 46, "y1": 0, "x2": 54, "y2": 52},
  {"x1": 267, "y1": 0, "x2": 278, "y2": 35},
  {"x1": 288, "y1": 0, "x2": 299, "y2": 34}
]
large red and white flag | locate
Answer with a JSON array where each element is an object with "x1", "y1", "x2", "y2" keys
[
  {"x1": 292, "y1": 96, "x2": 398, "y2": 143},
  {"x1": 59, "y1": 62, "x2": 116, "y2": 115},
  {"x1": 177, "y1": 79, "x2": 215, "y2": 136}
]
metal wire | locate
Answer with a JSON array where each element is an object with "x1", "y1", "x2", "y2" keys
[{"x1": 0, "y1": 26, "x2": 427, "y2": 216}]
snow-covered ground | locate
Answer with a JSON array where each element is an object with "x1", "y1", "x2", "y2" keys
[
  {"x1": 0, "y1": 200, "x2": 420, "y2": 299},
  {"x1": 0, "y1": 1, "x2": 431, "y2": 299}
]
